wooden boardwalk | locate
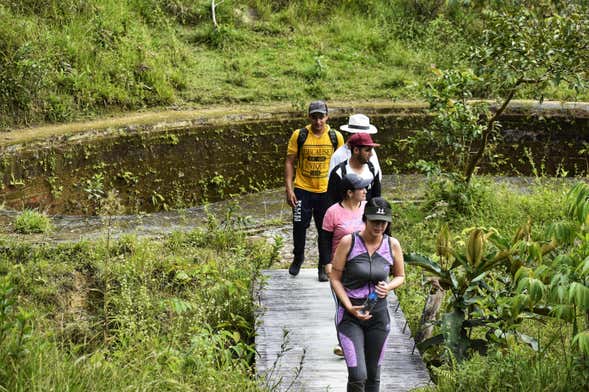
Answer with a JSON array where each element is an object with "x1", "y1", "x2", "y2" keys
[{"x1": 255, "y1": 269, "x2": 431, "y2": 391}]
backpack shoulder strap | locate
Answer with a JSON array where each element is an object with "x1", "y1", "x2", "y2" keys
[
  {"x1": 296, "y1": 127, "x2": 308, "y2": 160},
  {"x1": 328, "y1": 129, "x2": 338, "y2": 151},
  {"x1": 345, "y1": 232, "x2": 357, "y2": 261},
  {"x1": 367, "y1": 160, "x2": 376, "y2": 177},
  {"x1": 335, "y1": 160, "x2": 347, "y2": 176}
]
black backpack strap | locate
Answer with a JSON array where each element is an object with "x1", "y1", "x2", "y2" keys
[
  {"x1": 367, "y1": 160, "x2": 376, "y2": 178},
  {"x1": 345, "y1": 231, "x2": 357, "y2": 261},
  {"x1": 328, "y1": 129, "x2": 338, "y2": 151},
  {"x1": 298, "y1": 127, "x2": 337, "y2": 161},
  {"x1": 296, "y1": 127, "x2": 308, "y2": 161},
  {"x1": 334, "y1": 160, "x2": 347, "y2": 177}
]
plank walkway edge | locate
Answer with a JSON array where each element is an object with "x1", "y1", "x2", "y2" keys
[{"x1": 254, "y1": 269, "x2": 432, "y2": 391}]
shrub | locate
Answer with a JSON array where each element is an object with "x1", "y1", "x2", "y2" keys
[{"x1": 13, "y1": 209, "x2": 53, "y2": 234}]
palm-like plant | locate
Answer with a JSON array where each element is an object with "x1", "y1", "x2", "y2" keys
[{"x1": 406, "y1": 221, "x2": 557, "y2": 362}]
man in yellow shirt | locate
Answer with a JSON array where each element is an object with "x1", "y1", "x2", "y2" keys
[{"x1": 285, "y1": 101, "x2": 344, "y2": 281}]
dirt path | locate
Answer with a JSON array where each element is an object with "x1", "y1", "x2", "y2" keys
[{"x1": 0, "y1": 100, "x2": 424, "y2": 147}]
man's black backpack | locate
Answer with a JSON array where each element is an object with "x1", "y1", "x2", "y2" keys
[
  {"x1": 334, "y1": 159, "x2": 377, "y2": 179},
  {"x1": 296, "y1": 127, "x2": 339, "y2": 161}
]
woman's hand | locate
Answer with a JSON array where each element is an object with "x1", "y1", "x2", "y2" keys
[
  {"x1": 349, "y1": 305, "x2": 372, "y2": 320},
  {"x1": 375, "y1": 281, "x2": 390, "y2": 298}
]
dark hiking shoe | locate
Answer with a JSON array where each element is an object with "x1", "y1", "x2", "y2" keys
[
  {"x1": 318, "y1": 268, "x2": 329, "y2": 282},
  {"x1": 289, "y1": 260, "x2": 303, "y2": 276}
]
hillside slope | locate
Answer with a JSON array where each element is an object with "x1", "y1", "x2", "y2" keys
[{"x1": 0, "y1": 0, "x2": 586, "y2": 130}]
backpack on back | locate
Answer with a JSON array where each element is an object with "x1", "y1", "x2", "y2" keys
[
  {"x1": 296, "y1": 127, "x2": 338, "y2": 161},
  {"x1": 334, "y1": 159, "x2": 376, "y2": 179}
]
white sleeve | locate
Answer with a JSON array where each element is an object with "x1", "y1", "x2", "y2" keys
[
  {"x1": 329, "y1": 145, "x2": 351, "y2": 174},
  {"x1": 370, "y1": 150, "x2": 382, "y2": 180}
]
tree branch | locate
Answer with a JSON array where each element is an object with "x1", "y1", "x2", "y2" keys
[
  {"x1": 211, "y1": 0, "x2": 224, "y2": 31},
  {"x1": 464, "y1": 81, "x2": 521, "y2": 183}
]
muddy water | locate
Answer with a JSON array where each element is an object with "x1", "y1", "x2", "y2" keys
[
  {"x1": 0, "y1": 175, "x2": 569, "y2": 270},
  {"x1": 0, "y1": 175, "x2": 428, "y2": 269}
]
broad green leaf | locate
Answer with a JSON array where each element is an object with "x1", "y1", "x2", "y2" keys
[
  {"x1": 466, "y1": 229, "x2": 485, "y2": 268},
  {"x1": 528, "y1": 278, "x2": 546, "y2": 302},
  {"x1": 416, "y1": 334, "x2": 445, "y2": 353},
  {"x1": 568, "y1": 282, "x2": 589, "y2": 309},
  {"x1": 174, "y1": 270, "x2": 190, "y2": 282},
  {"x1": 517, "y1": 277, "x2": 546, "y2": 303},
  {"x1": 470, "y1": 272, "x2": 487, "y2": 284},
  {"x1": 545, "y1": 221, "x2": 576, "y2": 245},
  {"x1": 511, "y1": 293, "x2": 530, "y2": 314},
  {"x1": 463, "y1": 296, "x2": 484, "y2": 306},
  {"x1": 404, "y1": 253, "x2": 442, "y2": 274},
  {"x1": 514, "y1": 266, "x2": 533, "y2": 283},
  {"x1": 577, "y1": 256, "x2": 589, "y2": 277},
  {"x1": 572, "y1": 330, "x2": 589, "y2": 355},
  {"x1": 441, "y1": 310, "x2": 468, "y2": 361},
  {"x1": 452, "y1": 251, "x2": 471, "y2": 273},
  {"x1": 550, "y1": 304, "x2": 574, "y2": 322}
]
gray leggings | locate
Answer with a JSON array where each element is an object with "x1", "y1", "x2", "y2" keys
[{"x1": 336, "y1": 304, "x2": 390, "y2": 392}]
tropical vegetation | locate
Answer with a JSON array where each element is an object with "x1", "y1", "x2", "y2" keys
[
  {"x1": 1, "y1": 0, "x2": 587, "y2": 129},
  {"x1": 1, "y1": 210, "x2": 281, "y2": 391},
  {"x1": 1, "y1": 0, "x2": 588, "y2": 391}
]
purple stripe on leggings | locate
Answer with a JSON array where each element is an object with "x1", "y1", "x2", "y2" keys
[
  {"x1": 339, "y1": 332, "x2": 357, "y2": 367},
  {"x1": 378, "y1": 342, "x2": 386, "y2": 366}
]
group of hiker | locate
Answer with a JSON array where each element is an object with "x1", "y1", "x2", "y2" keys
[{"x1": 284, "y1": 100, "x2": 406, "y2": 392}]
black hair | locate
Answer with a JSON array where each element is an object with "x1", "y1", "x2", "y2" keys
[
  {"x1": 362, "y1": 197, "x2": 392, "y2": 236},
  {"x1": 341, "y1": 187, "x2": 353, "y2": 200}
]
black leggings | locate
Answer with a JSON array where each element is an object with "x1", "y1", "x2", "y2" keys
[{"x1": 336, "y1": 304, "x2": 390, "y2": 392}]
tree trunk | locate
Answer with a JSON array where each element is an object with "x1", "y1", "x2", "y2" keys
[{"x1": 415, "y1": 279, "x2": 445, "y2": 344}]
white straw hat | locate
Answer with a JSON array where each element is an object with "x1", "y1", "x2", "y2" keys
[{"x1": 339, "y1": 114, "x2": 377, "y2": 134}]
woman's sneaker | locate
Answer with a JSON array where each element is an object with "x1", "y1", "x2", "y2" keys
[{"x1": 333, "y1": 345, "x2": 344, "y2": 357}]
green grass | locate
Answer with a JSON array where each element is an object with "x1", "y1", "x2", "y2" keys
[
  {"x1": 0, "y1": 213, "x2": 279, "y2": 391},
  {"x1": 1, "y1": 177, "x2": 588, "y2": 390},
  {"x1": 2, "y1": 0, "x2": 585, "y2": 129}
]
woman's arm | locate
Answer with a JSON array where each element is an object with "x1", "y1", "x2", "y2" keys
[
  {"x1": 322, "y1": 230, "x2": 334, "y2": 276},
  {"x1": 330, "y1": 234, "x2": 372, "y2": 320}
]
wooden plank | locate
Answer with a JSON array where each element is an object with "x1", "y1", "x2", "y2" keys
[{"x1": 255, "y1": 269, "x2": 431, "y2": 391}]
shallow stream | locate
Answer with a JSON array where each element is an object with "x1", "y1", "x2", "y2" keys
[{"x1": 0, "y1": 175, "x2": 575, "y2": 270}]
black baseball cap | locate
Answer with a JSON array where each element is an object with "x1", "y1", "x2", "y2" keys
[
  {"x1": 364, "y1": 205, "x2": 392, "y2": 222},
  {"x1": 308, "y1": 100, "x2": 328, "y2": 115}
]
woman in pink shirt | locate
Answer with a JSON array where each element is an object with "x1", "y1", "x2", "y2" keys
[
  {"x1": 323, "y1": 173, "x2": 371, "y2": 266},
  {"x1": 322, "y1": 172, "x2": 371, "y2": 357}
]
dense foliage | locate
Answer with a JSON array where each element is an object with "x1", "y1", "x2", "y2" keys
[
  {"x1": 408, "y1": 0, "x2": 588, "y2": 188},
  {"x1": 389, "y1": 178, "x2": 589, "y2": 391},
  {"x1": 0, "y1": 211, "x2": 281, "y2": 391},
  {"x1": 1, "y1": 0, "x2": 586, "y2": 129},
  {"x1": 1, "y1": 176, "x2": 588, "y2": 390}
]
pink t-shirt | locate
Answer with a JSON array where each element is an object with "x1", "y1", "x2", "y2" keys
[{"x1": 322, "y1": 201, "x2": 367, "y2": 260}]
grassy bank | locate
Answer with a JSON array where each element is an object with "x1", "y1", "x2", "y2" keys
[
  {"x1": 2, "y1": 0, "x2": 585, "y2": 130},
  {"x1": 0, "y1": 212, "x2": 281, "y2": 391}
]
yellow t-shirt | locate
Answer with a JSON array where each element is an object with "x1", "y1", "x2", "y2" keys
[{"x1": 287, "y1": 125, "x2": 344, "y2": 193}]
